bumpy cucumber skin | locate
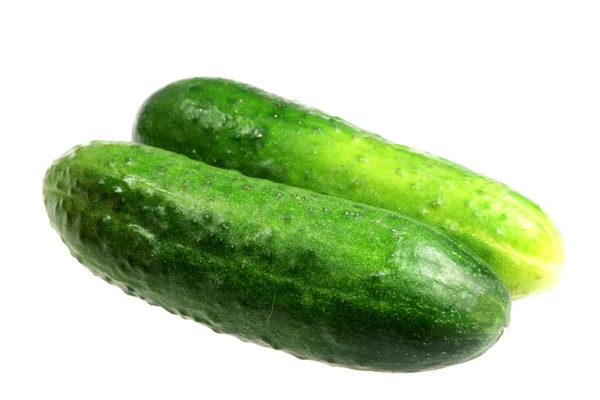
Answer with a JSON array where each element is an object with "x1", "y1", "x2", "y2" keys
[
  {"x1": 133, "y1": 78, "x2": 563, "y2": 299},
  {"x1": 43, "y1": 141, "x2": 509, "y2": 372}
]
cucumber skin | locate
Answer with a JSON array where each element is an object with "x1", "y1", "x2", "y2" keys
[
  {"x1": 133, "y1": 78, "x2": 563, "y2": 299},
  {"x1": 43, "y1": 141, "x2": 510, "y2": 373}
]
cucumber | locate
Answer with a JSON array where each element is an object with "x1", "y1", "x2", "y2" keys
[
  {"x1": 133, "y1": 77, "x2": 563, "y2": 299},
  {"x1": 43, "y1": 141, "x2": 510, "y2": 372}
]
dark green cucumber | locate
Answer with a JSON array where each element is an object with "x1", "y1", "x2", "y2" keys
[
  {"x1": 43, "y1": 141, "x2": 509, "y2": 372},
  {"x1": 133, "y1": 77, "x2": 563, "y2": 299}
]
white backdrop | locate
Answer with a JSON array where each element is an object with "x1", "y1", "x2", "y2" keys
[{"x1": 1, "y1": 1, "x2": 598, "y2": 399}]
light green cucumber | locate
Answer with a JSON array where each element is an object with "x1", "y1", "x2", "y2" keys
[{"x1": 133, "y1": 77, "x2": 563, "y2": 298}]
